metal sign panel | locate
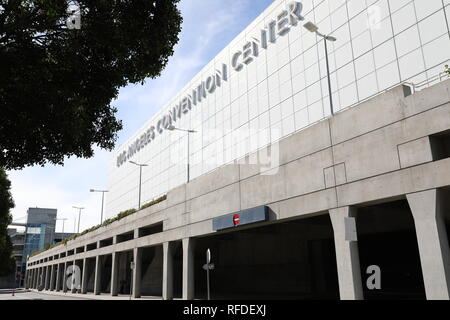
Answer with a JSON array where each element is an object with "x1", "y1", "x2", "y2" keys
[{"x1": 212, "y1": 206, "x2": 269, "y2": 231}]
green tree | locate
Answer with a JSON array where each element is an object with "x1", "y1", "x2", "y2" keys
[
  {"x1": 445, "y1": 65, "x2": 450, "y2": 76},
  {"x1": 0, "y1": 0, "x2": 182, "y2": 170},
  {"x1": 0, "y1": 169, "x2": 15, "y2": 276}
]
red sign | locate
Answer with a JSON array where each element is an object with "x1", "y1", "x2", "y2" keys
[{"x1": 233, "y1": 214, "x2": 240, "y2": 226}]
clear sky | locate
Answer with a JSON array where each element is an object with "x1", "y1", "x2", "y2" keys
[{"x1": 7, "y1": 0, "x2": 275, "y2": 234}]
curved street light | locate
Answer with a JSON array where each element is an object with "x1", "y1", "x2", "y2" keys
[
  {"x1": 303, "y1": 21, "x2": 337, "y2": 115},
  {"x1": 168, "y1": 125, "x2": 197, "y2": 183}
]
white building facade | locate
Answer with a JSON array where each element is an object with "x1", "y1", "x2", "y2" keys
[{"x1": 107, "y1": 0, "x2": 450, "y2": 216}]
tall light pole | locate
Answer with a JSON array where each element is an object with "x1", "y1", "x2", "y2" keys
[
  {"x1": 90, "y1": 189, "x2": 108, "y2": 224},
  {"x1": 55, "y1": 218, "x2": 68, "y2": 241},
  {"x1": 303, "y1": 21, "x2": 337, "y2": 116},
  {"x1": 168, "y1": 125, "x2": 197, "y2": 183},
  {"x1": 129, "y1": 161, "x2": 148, "y2": 210},
  {"x1": 72, "y1": 206, "x2": 84, "y2": 234}
]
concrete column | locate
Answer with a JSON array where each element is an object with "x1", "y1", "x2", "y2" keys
[
  {"x1": 49, "y1": 265, "x2": 55, "y2": 290},
  {"x1": 44, "y1": 266, "x2": 50, "y2": 290},
  {"x1": 32, "y1": 269, "x2": 36, "y2": 288},
  {"x1": 39, "y1": 268, "x2": 43, "y2": 288},
  {"x1": 111, "y1": 252, "x2": 119, "y2": 296},
  {"x1": 28, "y1": 269, "x2": 32, "y2": 289},
  {"x1": 407, "y1": 189, "x2": 450, "y2": 300},
  {"x1": 163, "y1": 242, "x2": 174, "y2": 300},
  {"x1": 329, "y1": 207, "x2": 364, "y2": 300},
  {"x1": 132, "y1": 248, "x2": 142, "y2": 298},
  {"x1": 62, "y1": 262, "x2": 68, "y2": 292},
  {"x1": 94, "y1": 256, "x2": 102, "y2": 295},
  {"x1": 35, "y1": 268, "x2": 39, "y2": 289},
  {"x1": 55, "y1": 264, "x2": 61, "y2": 291},
  {"x1": 24, "y1": 269, "x2": 29, "y2": 289},
  {"x1": 81, "y1": 259, "x2": 88, "y2": 294},
  {"x1": 71, "y1": 260, "x2": 77, "y2": 293},
  {"x1": 38, "y1": 268, "x2": 42, "y2": 288},
  {"x1": 27, "y1": 269, "x2": 32, "y2": 288},
  {"x1": 182, "y1": 238, "x2": 195, "y2": 300}
]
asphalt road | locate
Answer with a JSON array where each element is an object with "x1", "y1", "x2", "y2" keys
[{"x1": 0, "y1": 289, "x2": 91, "y2": 300}]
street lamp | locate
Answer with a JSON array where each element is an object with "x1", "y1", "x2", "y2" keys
[
  {"x1": 90, "y1": 189, "x2": 109, "y2": 224},
  {"x1": 72, "y1": 206, "x2": 84, "y2": 234},
  {"x1": 168, "y1": 125, "x2": 197, "y2": 183},
  {"x1": 129, "y1": 161, "x2": 148, "y2": 210},
  {"x1": 54, "y1": 218, "x2": 68, "y2": 240},
  {"x1": 303, "y1": 21, "x2": 337, "y2": 116}
]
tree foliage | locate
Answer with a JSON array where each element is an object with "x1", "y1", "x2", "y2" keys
[
  {"x1": 445, "y1": 64, "x2": 450, "y2": 76},
  {"x1": 0, "y1": 168, "x2": 15, "y2": 276},
  {"x1": 0, "y1": 0, "x2": 182, "y2": 169}
]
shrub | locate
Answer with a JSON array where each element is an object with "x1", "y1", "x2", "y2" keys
[{"x1": 29, "y1": 194, "x2": 167, "y2": 257}]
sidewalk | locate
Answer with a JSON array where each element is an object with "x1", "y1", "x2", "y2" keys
[
  {"x1": 0, "y1": 288, "x2": 30, "y2": 294},
  {"x1": 29, "y1": 289, "x2": 164, "y2": 300}
]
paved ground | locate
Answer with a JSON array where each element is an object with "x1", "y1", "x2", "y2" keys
[
  {"x1": 0, "y1": 288, "x2": 164, "y2": 300},
  {"x1": 0, "y1": 289, "x2": 91, "y2": 300}
]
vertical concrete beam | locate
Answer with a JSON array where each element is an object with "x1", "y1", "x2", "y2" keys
[
  {"x1": 94, "y1": 256, "x2": 102, "y2": 295},
  {"x1": 62, "y1": 262, "x2": 68, "y2": 292},
  {"x1": 132, "y1": 248, "x2": 142, "y2": 298},
  {"x1": 39, "y1": 267, "x2": 43, "y2": 288},
  {"x1": 35, "y1": 268, "x2": 38, "y2": 289},
  {"x1": 38, "y1": 268, "x2": 42, "y2": 288},
  {"x1": 44, "y1": 266, "x2": 50, "y2": 290},
  {"x1": 32, "y1": 269, "x2": 36, "y2": 288},
  {"x1": 49, "y1": 265, "x2": 55, "y2": 291},
  {"x1": 407, "y1": 189, "x2": 450, "y2": 300},
  {"x1": 71, "y1": 260, "x2": 77, "y2": 293},
  {"x1": 111, "y1": 252, "x2": 119, "y2": 296},
  {"x1": 329, "y1": 207, "x2": 364, "y2": 300},
  {"x1": 35, "y1": 268, "x2": 39, "y2": 289},
  {"x1": 163, "y1": 242, "x2": 174, "y2": 300},
  {"x1": 55, "y1": 264, "x2": 61, "y2": 291},
  {"x1": 27, "y1": 269, "x2": 32, "y2": 289},
  {"x1": 24, "y1": 269, "x2": 29, "y2": 289},
  {"x1": 182, "y1": 238, "x2": 195, "y2": 300},
  {"x1": 81, "y1": 259, "x2": 88, "y2": 294}
]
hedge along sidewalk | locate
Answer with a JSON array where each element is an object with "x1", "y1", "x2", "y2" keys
[{"x1": 30, "y1": 195, "x2": 167, "y2": 257}]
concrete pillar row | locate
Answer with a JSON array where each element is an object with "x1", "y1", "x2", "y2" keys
[
  {"x1": 329, "y1": 207, "x2": 364, "y2": 300},
  {"x1": 132, "y1": 248, "x2": 142, "y2": 298},
  {"x1": 406, "y1": 189, "x2": 450, "y2": 300},
  {"x1": 182, "y1": 238, "x2": 195, "y2": 300},
  {"x1": 111, "y1": 252, "x2": 119, "y2": 296},
  {"x1": 94, "y1": 256, "x2": 102, "y2": 295},
  {"x1": 163, "y1": 242, "x2": 174, "y2": 300}
]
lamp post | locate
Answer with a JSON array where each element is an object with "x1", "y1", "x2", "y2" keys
[
  {"x1": 129, "y1": 161, "x2": 148, "y2": 209},
  {"x1": 72, "y1": 206, "x2": 84, "y2": 234},
  {"x1": 90, "y1": 189, "x2": 109, "y2": 224},
  {"x1": 303, "y1": 21, "x2": 337, "y2": 116},
  {"x1": 54, "y1": 218, "x2": 68, "y2": 236},
  {"x1": 168, "y1": 125, "x2": 197, "y2": 183}
]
